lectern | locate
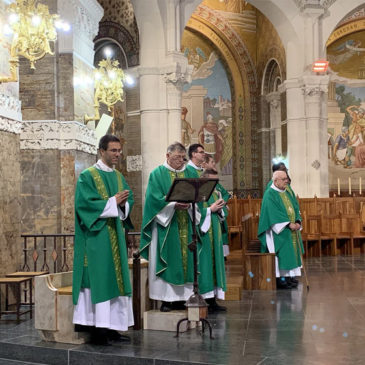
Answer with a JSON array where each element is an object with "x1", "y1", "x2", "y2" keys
[{"x1": 165, "y1": 177, "x2": 218, "y2": 339}]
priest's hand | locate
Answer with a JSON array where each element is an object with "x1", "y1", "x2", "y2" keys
[
  {"x1": 288, "y1": 222, "x2": 301, "y2": 231},
  {"x1": 210, "y1": 199, "x2": 225, "y2": 213},
  {"x1": 115, "y1": 190, "x2": 129, "y2": 206},
  {"x1": 175, "y1": 202, "x2": 190, "y2": 210}
]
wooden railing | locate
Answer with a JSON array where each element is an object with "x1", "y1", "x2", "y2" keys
[{"x1": 20, "y1": 232, "x2": 144, "y2": 329}]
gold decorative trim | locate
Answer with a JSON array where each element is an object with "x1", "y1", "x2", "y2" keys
[
  {"x1": 326, "y1": 19, "x2": 365, "y2": 47},
  {"x1": 88, "y1": 167, "x2": 125, "y2": 295}
]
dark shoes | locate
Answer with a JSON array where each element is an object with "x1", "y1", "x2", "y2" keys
[
  {"x1": 88, "y1": 327, "x2": 130, "y2": 345},
  {"x1": 160, "y1": 301, "x2": 186, "y2": 312},
  {"x1": 107, "y1": 329, "x2": 131, "y2": 343},
  {"x1": 206, "y1": 297, "x2": 227, "y2": 313},
  {"x1": 90, "y1": 327, "x2": 111, "y2": 346},
  {"x1": 276, "y1": 277, "x2": 298, "y2": 289},
  {"x1": 160, "y1": 301, "x2": 173, "y2": 312}
]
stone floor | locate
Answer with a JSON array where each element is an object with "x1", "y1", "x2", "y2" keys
[{"x1": 1, "y1": 255, "x2": 365, "y2": 364}]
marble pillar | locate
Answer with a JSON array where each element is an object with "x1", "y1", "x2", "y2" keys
[
  {"x1": 281, "y1": 75, "x2": 329, "y2": 198},
  {"x1": 18, "y1": 0, "x2": 102, "y2": 238},
  {"x1": 133, "y1": 0, "x2": 193, "y2": 195}
]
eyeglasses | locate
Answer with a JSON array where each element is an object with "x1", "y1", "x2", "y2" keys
[{"x1": 169, "y1": 154, "x2": 186, "y2": 160}]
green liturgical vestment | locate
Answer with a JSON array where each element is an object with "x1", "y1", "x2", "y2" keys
[
  {"x1": 72, "y1": 167, "x2": 134, "y2": 305},
  {"x1": 258, "y1": 186, "x2": 303, "y2": 272},
  {"x1": 198, "y1": 191, "x2": 227, "y2": 294},
  {"x1": 140, "y1": 165, "x2": 198, "y2": 286},
  {"x1": 216, "y1": 183, "x2": 230, "y2": 245}
]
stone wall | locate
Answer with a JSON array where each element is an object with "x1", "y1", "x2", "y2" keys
[
  {"x1": 0, "y1": 131, "x2": 21, "y2": 275},
  {"x1": 125, "y1": 83, "x2": 142, "y2": 231}
]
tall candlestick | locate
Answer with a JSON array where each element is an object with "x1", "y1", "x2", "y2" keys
[
  {"x1": 359, "y1": 176, "x2": 361, "y2": 195},
  {"x1": 349, "y1": 177, "x2": 351, "y2": 196},
  {"x1": 337, "y1": 178, "x2": 340, "y2": 196}
]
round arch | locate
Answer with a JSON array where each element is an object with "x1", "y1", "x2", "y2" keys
[{"x1": 186, "y1": 4, "x2": 259, "y2": 194}]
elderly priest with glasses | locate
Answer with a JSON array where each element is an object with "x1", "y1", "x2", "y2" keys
[{"x1": 258, "y1": 170, "x2": 304, "y2": 289}]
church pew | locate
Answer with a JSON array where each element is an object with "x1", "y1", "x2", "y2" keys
[
  {"x1": 320, "y1": 214, "x2": 337, "y2": 256},
  {"x1": 301, "y1": 213, "x2": 322, "y2": 257}
]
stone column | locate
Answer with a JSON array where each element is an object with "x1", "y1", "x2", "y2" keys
[
  {"x1": 19, "y1": 0, "x2": 102, "y2": 236},
  {"x1": 282, "y1": 75, "x2": 329, "y2": 198},
  {"x1": 133, "y1": 0, "x2": 193, "y2": 194},
  {"x1": 302, "y1": 75, "x2": 329, "y2": 197}
]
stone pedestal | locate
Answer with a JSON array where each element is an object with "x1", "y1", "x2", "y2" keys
[{"x1": 143, "y1": 310, "x2": 197, "y2": 332}]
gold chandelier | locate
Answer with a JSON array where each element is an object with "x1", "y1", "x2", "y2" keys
[
  {"x1": 84, "y1": 57, "x2": 126, "y2": 123},
  {"x1": 0, "y1": 0, "x2": 60, "y2": 83}
]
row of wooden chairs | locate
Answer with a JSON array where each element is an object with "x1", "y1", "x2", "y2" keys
[
  {"x1": 302, "y1": 212, "x2": 365, "y2": 257},
  {"x1": 226, "y1": 195, "x2": 365, "y2": 257}
]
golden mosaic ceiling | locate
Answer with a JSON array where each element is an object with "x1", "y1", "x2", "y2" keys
[{"x1": 97, "y1": 0, "x2": 138, "y2": 43}]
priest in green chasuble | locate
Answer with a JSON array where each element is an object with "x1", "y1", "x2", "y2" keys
[
  {"x1": 258, "y1": 170, "x2": 303, "y2": 290},
  {"x1": 186, "y1": 143, "x2": 205, "y2": 177},
  {"x1": 202, "y1": 154, "x2": 231, "y2": 257},
  {"x1": 72, "y1": 134, "x2": 134, "y2": 345},
  {"x1": 140, "y1": 142, "x2": 217, "y2": 312},
  {"x1": 199, "y1": 169, "x2": 227, "y2": 312}
]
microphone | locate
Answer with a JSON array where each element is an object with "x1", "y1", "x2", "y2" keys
[{"x1": 183, "y1": 158, "x2": 187, "y2": 162}]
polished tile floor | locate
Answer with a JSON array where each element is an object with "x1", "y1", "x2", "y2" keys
[{"x1": 1, "y1": 255, "x2": 365, "y2": 364}]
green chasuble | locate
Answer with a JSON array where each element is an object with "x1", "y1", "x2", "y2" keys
[
  {"x1": 258, "y1": 187, "x2": 303, "y2": 271},
  {"x1": 140, "y1": 165, "x2": 198, "y2": 285},
  {"x1": 72, "y1": 167, "x2": 134, "y2": 305},
  {"x1": 215, "y1": 183, "x2": 230, "y2": 245},
  {"x1": 265, "y1": 179, "x2": 300, "y2": 213},
  {"x1": 185, "y1": 163, "x2": 203, "y2": 177},
  {"x1": 198, "y1": 191, "x2": 227, "y2": 294}
]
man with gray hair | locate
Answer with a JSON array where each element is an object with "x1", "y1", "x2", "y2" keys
[
  {"x1": 140, "y1": 142, "x2": 200, "y2": 312},
  {"x1": 258, "y1": 170, "x2": 304, "y2": 289}
]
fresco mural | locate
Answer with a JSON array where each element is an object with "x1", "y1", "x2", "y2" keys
[
  {"x1": 327, "y1": 20, "x2": 365, "y2": 195},
  {"x1": 328, "y1": 84, "x2": 365, "y2": 194},
  {"x1": 181, "y1": 37, "x2": 233, "y2": 189}
]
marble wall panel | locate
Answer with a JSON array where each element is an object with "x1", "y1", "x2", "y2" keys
[
  {"x1": 20, "y1": 150, "x2": 61, "y2": 234},
  {"x1": 0, "y1": 132, "x2": 21, "y2": 277},
  {"x1": 19, "y1": 56, "x2": 57, "y2": 120}
]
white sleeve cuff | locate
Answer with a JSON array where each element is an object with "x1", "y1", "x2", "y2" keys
[
  {"x1": 118, "y1": 201, "x2": 130, "y2": 220},
  {"x1": 272, "y1": 222, "x2": 289, "y2": 235},
  {"x1": 156, "y1": 202, "x2": 176, "y2": 227},
  {"x1": 99, "y1": 196, "x2": 119, "y2": 218},
  {"x1": 200, "y1": 208, "x2": 211, "y2": 233},
  {"x1": 188, "y1": 204, "x2": 201, "y2": 224}
]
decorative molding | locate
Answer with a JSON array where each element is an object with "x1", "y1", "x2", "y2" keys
[
  {"x1": 20, "y1": 120, "x2": 97, "y2": 154},
  {"x1": 302, "y1": 84, "x2": 328, "y2": 96},
  {"x1": 0, "y1": 94, "x2": 22, "y2": 122},
  {"x1": 126, "y1": 155, "x2": 142, "y2": 172},
  {"x1": 57, "y1": 0, "x2": 103, "y2": 64},
  {"x1": 293, "y1": 0, "x2": 336, "y2": 11},
  {"x1": 311, "y1": 159, "x2": 321, "y2": 169},
  {"x1": 0, "y1": 117, "x2": 22, "y2": 134}
]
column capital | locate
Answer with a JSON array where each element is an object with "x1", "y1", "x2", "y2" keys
[
  {"x1": 301, "y1": 75, "x2": 329, "y2": 97},
  {"x1": 266, "y1": 92, "x2": 281, "y2": 109}
]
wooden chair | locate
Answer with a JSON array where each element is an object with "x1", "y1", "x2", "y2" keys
[
  {"x1": 332, "y1": 213, "x2": 353, "y2": 255},
  {"x1": 339, "y1": 213, "x2": 365, "y2": 254},
  {"x1": 320, "y1": 214, "x2": 337, "y2": 256},
  {"x1": 227, "y1": 195, "x2": 243, "y2": 250},
  {"x1": 302, "y1": 213, "x2": 321, "y2": 257}
]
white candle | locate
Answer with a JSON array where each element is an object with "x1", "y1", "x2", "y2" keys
[
  {"x1": 359, "y1": 176, "x2": 361, "y2": 195},
  {"x1": 349, "y1": 177, "x2": 352, "y2": 196},
  {"x1": 337, "y1": 178, "x2": 340, "y2": 196}
]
